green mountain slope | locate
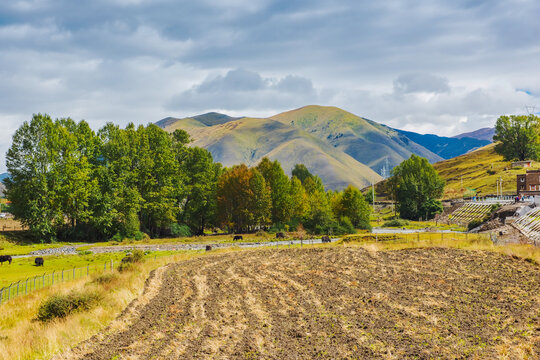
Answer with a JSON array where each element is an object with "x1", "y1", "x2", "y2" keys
[
  {"x1": 270, "y1": 105, "x2": 443, "y2": 172},
  {"x1": 182, "y1": 118, "x2": 382, "y2": 189}
]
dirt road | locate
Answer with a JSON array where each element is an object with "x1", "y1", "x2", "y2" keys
[{"x1": 55, "y1": 247, "x2": 539, "y2": 359}]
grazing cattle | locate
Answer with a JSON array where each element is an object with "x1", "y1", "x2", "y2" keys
[
  {"x1": 233, "y1": 235, "x2": 243, "y2": 241},
  {"x1": 35, "y1": 257, "x2": 44, "y2": 266},
  {"x1": 276, "y1": 232, "x2": 286, "y2": 239},
  {"x1": 321, "y1": 235, "x2": 331, "y2": 243},
  {"x1": 0, "y1": 255, "x2": 12, "y2": 265},
  {"x1": 205, "y1": 245, "x2": 212, "y2": 251}
]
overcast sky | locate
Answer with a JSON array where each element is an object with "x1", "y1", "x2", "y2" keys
[{"x1": 1, "y1": 0, "x2": 539, "y2": 171}]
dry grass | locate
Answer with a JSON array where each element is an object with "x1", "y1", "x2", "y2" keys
[{"x1": 0, "y1": 248, "x2": 242, "y2": 360}]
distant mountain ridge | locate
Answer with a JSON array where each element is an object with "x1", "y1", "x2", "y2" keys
[
  {"x1": 156, "y1": 105, "x2": 493, "y2": 190},
  {"x1": 453, "y1": 127, "x2": 495, "y2": 141},
  {"x1": 394, "y1": 129, "x2": 491, "y2": 159}
]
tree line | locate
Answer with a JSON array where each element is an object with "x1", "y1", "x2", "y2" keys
[{"x1": 4, "y1": 114, "x2": 371, "y2": 242}]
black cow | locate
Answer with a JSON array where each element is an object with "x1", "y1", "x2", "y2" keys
[
  {"x1": 276, "y1": 232, "x2": 286, "y2": 239},
  {"x1": 0, "y1": 255, "x2": 12, "y2": 265},
  {"x1": 205, "y1": 245, "x2": 212, "y2": 251},
  {"x1": 35, "y1": 257, "x2": 44, "y2": 266},
  {"x1": 321, "y1": 235, "x2": 331, "y2": 243},
  {"x1": 233, "y1": 235, "x2": 243, "y2": 241}
]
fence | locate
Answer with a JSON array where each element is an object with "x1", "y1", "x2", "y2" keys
[
  {"x1": 343, "y1": 231, "x2": 492, "y2": 243},
  {"x1": 0, "y1": 259, "x2": 117, "y2": 305}
]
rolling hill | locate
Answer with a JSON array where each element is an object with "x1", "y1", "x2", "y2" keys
[
  {"x1": 157, "y1": 105, "x2": 497, "y2": 190},
  {"x1": 270, "y1": 106, "x2": 443, "y2": 171},
  {"x1": 176, "y1": 117, "x2": 382, "y2": 189}
]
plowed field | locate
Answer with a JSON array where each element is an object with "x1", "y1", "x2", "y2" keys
[{"x1": 56, "y1": 247, "x2": 540, "y2": 359}]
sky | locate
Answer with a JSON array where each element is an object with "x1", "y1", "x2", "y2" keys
[{"x1": 1, "y1": 0, "x2": 539, "y2": 171}]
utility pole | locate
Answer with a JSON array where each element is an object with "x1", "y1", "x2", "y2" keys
[{"x1": 371, "y1": 181, "x2": 375, "y2": 205}]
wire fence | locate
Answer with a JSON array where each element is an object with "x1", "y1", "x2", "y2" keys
[{"x1": 0, "y1": 259, "x2": 117, "y2": 305}]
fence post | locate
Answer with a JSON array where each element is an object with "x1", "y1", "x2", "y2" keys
[
  {"x1": 441, "y1": 232, "x2": 444, "y2": 241},
  {"x1": 73, "y1": 267, "x2": 75, "y2": 280},
  {"x1": 52, "y1": 271, "x2": 55, "y2": 285},
  {"x1": 7, "y1": 284, "x2": 11, "y2": 300},
  {"x1": 25, "y1": 278, "x2": 28, "y2": 295},
  {"x1": 62, "y1": 269, "x2": 64, "y2": 282},
  {"x1": 104, "y1": 262, "x2": 106, "y2": 271},
  {"x1": 87, "y1": 265, "x2": 89, "y2": 276},
  {"x1": 34, "y1": 276, "x2": 36, "y2": 291},
  {"x1": 110, "y1": 259, "x2": 113, "y2": 271},
  {"x1": 16, "y1": 281, "x2": 20, "y2": 297},
  {"x1": 0, "y1": 288, "x2": 3, "y2": 305}
]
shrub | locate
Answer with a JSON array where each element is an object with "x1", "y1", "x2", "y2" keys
[
  {"x1": 131, "y1": 249, "x2": 145, "y2": 262},
  {"x1": 255, "y1": 230, "x2": 267, "y2": 237},
  {"x1": 92, "y1": 272, "x2": 117, "y2": 285},
  {"x1": 382, "y1": 219, "x2": 409, "y2": 228},
  {"x1": 487, "y1": 169, "x2": 496, "y2": 175},
  {"x1": 468, "y1": 219, "x2": 483, "y2": 230},
  {"x1": 171, "y1": 223, "x2": 192, "y2": 237},
  {"x1": 37, "y1": 291, "x2": 101, "y2": 322},
  {"x1": 117, "y1": 262, "x2": 134, "y2": 273},
  {"x1": 77, "y1": 250, "x2": 92, "y2": 256}
]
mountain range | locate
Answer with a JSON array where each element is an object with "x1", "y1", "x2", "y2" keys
[{"x1": 156, "y1": 105, "x2": 492, "y2": 190}]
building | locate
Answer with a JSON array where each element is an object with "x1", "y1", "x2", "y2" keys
[
  {"x1": 517, "y1": 169, "x2": 540, "y2": 196},
  {"x1": 512, "y1": 160, "x2": 533, "y2": 168}
]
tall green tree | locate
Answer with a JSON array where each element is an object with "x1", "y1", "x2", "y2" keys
[
  {"x1": 291, "y1": 164, "x2": 313, "y2": 185},
  {"x1": 337, "y1": 185, "x2": 372, "y2": 229},
  {"x1": 179, "y1": 147, "x2": 221, "y2": 234},
  {"x1": 388, "y1": 154, "x2": 445, "y2": 220},
  {"x1": 494, "y1": 114, "x2": 540, "y2": 161},
  {"x1": 4, "y1": 114, "x2": 60, "y2": 241},
  {"x1": 256, "y1": 157, "x2": 292, "y2": 225}
]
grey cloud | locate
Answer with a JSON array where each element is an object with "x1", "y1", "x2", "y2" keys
[
  {"x1": 167, "y1": 69, "x2": 323, "y2": 111},
  {"x1": 393, "y1": 73, "x2": 450, "y2": 94}
]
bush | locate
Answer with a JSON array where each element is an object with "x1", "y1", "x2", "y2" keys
[
  {"x1": 468, "y1": 219, "x2": 483, "y2": 230},
  {"x1": 171, "y1": 223, "x2": 192, "y2": 237},
  {"x1": 131, "y1": 249, "x2": 145, "y2": 262},
  {"x1": 37, "y1": 291, "x2": 101, "y2": 322},
  {"x1": 117, "y1": 262, "x2": 134, "y2": 273},
  {"x1": 77, "y1": 250, "x2": 92, "y2": 256},
  {"x1": 92, "y1": 272, "x2": 117, "y2": 285},
  {"x1": 255, "y1": 230, "x2": 267, "y2": 237},
  {"x1": 382, "y1": 219, "x2": 409, "y2": 228}
]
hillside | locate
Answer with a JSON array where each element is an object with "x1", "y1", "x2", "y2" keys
[
  {"x1": 270, "y1": 106, "x2": 443, "y2": 171},
  {"x1": 182, "y1": 117, "x2": 382, "y2": 189},
  {"x1": 158, "y1": 105, "x2": 496, "y2": 190},
  {"x1": 434, "y1": 143, "x2": 535, "y2": 199}
]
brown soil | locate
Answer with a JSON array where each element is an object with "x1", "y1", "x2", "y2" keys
[{"x1": 55, "y1": 247, "x2": 540, "y2": 359}]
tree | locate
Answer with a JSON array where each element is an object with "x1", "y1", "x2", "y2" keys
[
  {"x1": 291, "y1": 164, "x2": 313, "y2": 185},
  {"x1": 216, "y1": 165, "x2": 271, "y2": 232},
  {"x1": 179, "y1": 147, "x2": 221, "y2": 234},
  {"x1": 494, "y1": 114, "x2": 540, "y2": 161},
  {"x1": 388, "y1": 154, "x2": 445, "y2": 220},
  {"x1": 289, "y1": 176, "x2": 309, "y2": 224},
  {"x1": 337, "y1": 185, "x2": 372, "y2": 230},
  {"x1": 256, "y1": 157, "x2": 292, "y2": 225},
  {"x1": 303, "y1": 187, "x2": 335, "y2": 234},
  {"x1": 4, "y1": 114, "x2": 61, "y2": 241}
]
